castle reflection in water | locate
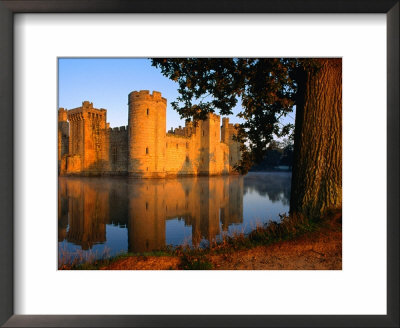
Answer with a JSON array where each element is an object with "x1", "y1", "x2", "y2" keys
[{"x1": 58, "y1": 173, "x2": 291, "y2": 260}]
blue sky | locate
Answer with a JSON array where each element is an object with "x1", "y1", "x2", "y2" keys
[{"x1": 58, "y1": 58, "x2": 294, "y2": 131}]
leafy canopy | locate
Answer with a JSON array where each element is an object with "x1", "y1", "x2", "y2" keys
[{"x1": 151, "y1": 58, "x2": 299, "y2": 173}]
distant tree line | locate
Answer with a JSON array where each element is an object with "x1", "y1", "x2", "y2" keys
[{"x1": 250, "y1": 139, "x2": 293, "y2": 171}]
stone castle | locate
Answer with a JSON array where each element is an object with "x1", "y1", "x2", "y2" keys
[{"x1": 58, "y1": 90, "x2": 241, "y2": 177}]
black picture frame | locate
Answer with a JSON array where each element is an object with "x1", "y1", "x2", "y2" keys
[{"x1": 0, "y1": 1, "x2": 398, "y2": 327}]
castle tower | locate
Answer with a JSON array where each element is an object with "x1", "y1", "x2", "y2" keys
[
  {"x1": 128, "y1": 90, "x2": 167, "y2": 178},
  {"x1": 221, "y1": 117, "x2": 230, "y2": 144},
  {"x1": 66, "y1": 101, "x2": 108, "y2": 174},
  {"x1": 230, "y1": 124, "x2": 241, "y2": 172},
  {"x1": 58, "y1": 108, "x2": 69, "y2": 172},
  {"x1": 198, "y1": 113, "x2": 221, "y2": 175}
]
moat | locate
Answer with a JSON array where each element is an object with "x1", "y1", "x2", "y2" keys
[{"x1": 58, "y1": 172, "x2": 291, "y2": 265}]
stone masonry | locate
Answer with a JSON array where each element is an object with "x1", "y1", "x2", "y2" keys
[{"x1": 58, "y1": 90, "x2": 241, "y2": 177}]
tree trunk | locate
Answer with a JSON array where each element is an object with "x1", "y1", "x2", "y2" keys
[{"x1": 290, "y1": 59, "x2": 342, "y2": 218}]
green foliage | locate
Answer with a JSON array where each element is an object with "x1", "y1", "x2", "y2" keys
[
  {"x1": 247, "y1": 214, "x2": 319, "y2": 245},
  {"x1": 151, "y1": 58, "x2": 304, "y2": 173}
]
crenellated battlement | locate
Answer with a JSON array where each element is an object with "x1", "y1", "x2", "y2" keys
[
  {"x1": 109, "y1": 125, "x2": 128, "y2": 133},
  {"x1": 128, "y1": 90, "x2": 167, "y2": 104},
  {"x1": 222, "y1": 117, "x2": 229, "y2": 126},
  {"x1": 207, "y1": 112, "x2": 221, "y2": 121},
  {"x1": 167, "y1": 124, "x2": 195, "y2": 138},
  {"x1": 67, "y1": 103, "x2": 106, "y2": 122},
  {"x1": 82, "y1": 101, "x2": 93, "y2": 109},
  {"x1": 166, "y1": 132, "x2": 191, "y2": 139}
]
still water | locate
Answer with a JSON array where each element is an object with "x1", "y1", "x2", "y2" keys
[{"x1": 58, "y1": 172, "x2": 291, "y2": 265}]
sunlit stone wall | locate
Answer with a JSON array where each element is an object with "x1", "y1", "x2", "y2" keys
[
  {"x1": 58, "y1": 90, "x2": 241, "y2": 177},
  {"x1": 128, "y1": 90, "x2": 167, "y2": 177}
]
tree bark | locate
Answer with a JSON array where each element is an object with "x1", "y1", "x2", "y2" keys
[{"x1": 290, "y1": 59, "x2": 342, "y2": 218}]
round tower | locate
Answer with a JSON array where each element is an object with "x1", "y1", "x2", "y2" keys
[{"x1": 128, "y1": 90, "x2": 167, "y2": 177}]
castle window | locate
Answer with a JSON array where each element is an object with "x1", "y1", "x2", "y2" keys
[
  {"x1": 186, "y1": 156, "x2": 189, "y2": 162},
  {"x1": 146, "y1": 108, "x2": 149, "y2": 116},
  {"x1": 176, "y1": 144, "x2": 178, "y2": 149},
  {"x1": 145, "y1": 202, "x2": 149, "y2": 210},
  {"x1": 202, "y1": 130, "x2": 205, "y2": 136},
  {"x1": 186, "y1": 142, "x2": 189, "y2": 149},
  {"x1": 146, "y1": 147, "x2": 149, "y2": 154},
  {"x1": 166, "y1": 142, "x2": 168, "y2": 148}
]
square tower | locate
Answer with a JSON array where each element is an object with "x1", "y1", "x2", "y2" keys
[{"x1": 66, "y1": 101, "x2": 108, "y2": 174}]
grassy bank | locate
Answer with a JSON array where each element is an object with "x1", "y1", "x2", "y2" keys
[{"x1": 59, "y1": 210, "x2": 341, "y2": 270}]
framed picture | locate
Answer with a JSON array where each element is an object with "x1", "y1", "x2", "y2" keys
[{"x1": 0, "y1": 0, "x2": 398, "y2": 327}]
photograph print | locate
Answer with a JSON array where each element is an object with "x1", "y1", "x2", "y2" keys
[{"x1": 58, "y1": 58, "x2": 342, "y2": 270}]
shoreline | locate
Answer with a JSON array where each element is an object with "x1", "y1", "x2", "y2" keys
[{"x1": 60, "y1": 211, "x2": 341, "y2": 270}]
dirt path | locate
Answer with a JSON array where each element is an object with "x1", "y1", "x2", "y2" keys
[
  {"x1": 210, "y1": 226, "x2": 341, "y2": 270},
  {"x1": 100, "y1": 217, "x2": 341, "y2": 270},
  {"x1": 101, "y1": 256, "x2": 181, "y2": 270}
]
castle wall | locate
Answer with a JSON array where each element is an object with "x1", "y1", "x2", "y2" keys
[
  {"x1": 61, "y1": 155, "x2": 81, "y2": 174},
  {"x1": 68, "y1": 111, "x2": 84, "y2": 161},
  {"x1": 164, "y1": 117, "x2": 231, "y2": 177},
  {"x1": 59, "y1": 90, "x2": 241, "y2": 177},
  {"x1": 216, "y1": 142, "x2": 230, "y2": 174},
  {"x1": 108, "y1": 126, "x2": 129, "y2": 174},
  {"x1": 165, "y1": 134, "x2": 196, "y2": 176},
  {"x1": 58, "y1": 124, "x2": 69, "y2": 158},
  {"x1": 58, "y1": 108, "x2": 69, "y2": 172},
  {"x1": 228, "y1": 124, "x2": 241, "y2": 173},
  {"x1": 222, "y1": 118, "x2": 241, "y2": 173}
]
